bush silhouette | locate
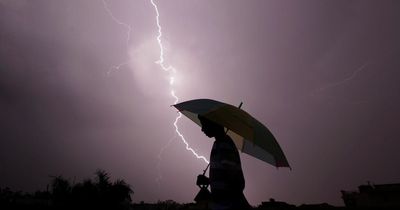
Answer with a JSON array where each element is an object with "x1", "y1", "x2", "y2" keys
[{"x1": 0, "y1": 170, "x2": 133, "y2": 210}]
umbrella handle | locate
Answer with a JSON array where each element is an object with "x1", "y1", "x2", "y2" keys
[
  {"x1": 203, "y1": 164, "x2": 210, "y2": 175},
  {"x1": 203, "y1": 101, "x2": 243, "y2": 175}
]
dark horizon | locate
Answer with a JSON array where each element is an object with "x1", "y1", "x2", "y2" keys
[
  {"x1": 1, "y1": 0, "x2": 400, "y2": 206},
  {"x1": 2, "y1": 172, "x2": 400, "y2": 209}
]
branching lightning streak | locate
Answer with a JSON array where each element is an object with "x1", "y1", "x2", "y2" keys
[
  {"x1": 102, "y1": 0, "x2": 209, "y2": 188},
  {"x1": 312, "y1": 62, "x2": 369, "y2": 95},
  {"x1": 155, "y1": 134, "x2": 177, "y2": 184},
  {"x1": 150, "y1": 0, "x2": 209, "y2": 164},
  {"x1": 102, "y1": 0, "x2": 132, "y2": 75}
]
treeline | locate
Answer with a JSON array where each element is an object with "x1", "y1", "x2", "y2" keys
[
  {"x1": 1, "y1": 171, "x2": 354, "y2": 210},
  {"x1": 0, "y1": 170, "x2": 133, "y2": 210}
]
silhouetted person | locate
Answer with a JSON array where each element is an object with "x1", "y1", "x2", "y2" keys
[{"x1": 198, "y1": 115, "x2": 251, "y2": 210}]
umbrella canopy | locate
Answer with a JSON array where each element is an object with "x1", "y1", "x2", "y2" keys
[{"x1": 173, "y1": 98, "x2": 290, "y2": 168}]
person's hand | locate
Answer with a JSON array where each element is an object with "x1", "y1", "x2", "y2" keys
[{"x1": 196, "y1": 174, "x2": 209, "y2": 187}]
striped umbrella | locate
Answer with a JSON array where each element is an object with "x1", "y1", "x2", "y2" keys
[{"x1": 173, "y1": 98, "x2": 290, "y2": 168}]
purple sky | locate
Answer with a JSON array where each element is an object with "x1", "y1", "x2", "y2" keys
[{"x1": 1, "y1": 0, "x2": 400, "y2": 206}]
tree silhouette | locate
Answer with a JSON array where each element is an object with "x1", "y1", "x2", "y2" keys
[
  {"x1": 42, "y1": 170, "x2": 134, "y2": 209},
  {"x1": 96, "y1": 170, "x2": 111, "y2": 191},
  {"x1": 50, "y1": 176, "x2": 71, "y2": 207},
  {"x1": 110, "y1": 179, "x2": 133, "y2": 204}
]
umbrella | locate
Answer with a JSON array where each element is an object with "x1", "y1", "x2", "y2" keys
[{"x1": 173, "y1": 98, "x2": 290, "y2": 168}]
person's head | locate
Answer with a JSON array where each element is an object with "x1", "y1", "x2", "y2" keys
[{"x1": 198, "y1": 115, "x2": 225, "y2": 138}]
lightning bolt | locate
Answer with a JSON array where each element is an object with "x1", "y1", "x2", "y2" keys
[
  {"x1": 155, "y1": 133, "x2": 176, "y2": 185},
  {"x1": 101, "y1": 0, "x2": 132, "y2": 75},
  {"x1": 101, "y1": 0, "x2": 209, "y2": 188},
  {"x1": 311, "y1": 62, "x2": 370, "y2": 95},
  {"x1": 149, "y1": 0, "x2": 209, "y2": 165}
]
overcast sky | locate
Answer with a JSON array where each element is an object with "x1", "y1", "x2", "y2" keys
[{"x1": 1, "y1": 0, "x2": 400, "y2": 206}]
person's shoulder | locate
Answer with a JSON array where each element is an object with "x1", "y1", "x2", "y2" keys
[
  {"x1": 223, "y1": 135, "x2": 236, "y2": 145},
  {"x1": 218, "y1": 136, "x2": 236, "y2": 149}
]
